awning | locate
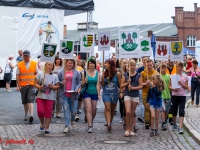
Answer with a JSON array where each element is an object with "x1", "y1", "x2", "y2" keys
[
  {"x1": 0, "y1": 0, "x2": 94, "y2": 16},
  {"x1": 183, "y1": 47, "x2": 195, "y2": 55}
]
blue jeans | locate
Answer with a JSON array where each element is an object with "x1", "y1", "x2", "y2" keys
[
  {"x1": 191, "y1": 78, "x2": 200, "y2": 105},
  {"x1": 63, "y1": 96, "x2": 78, "y2": 128},
  {"x1": 139, "y1": 90, "x2": 144, "y2": 118}
]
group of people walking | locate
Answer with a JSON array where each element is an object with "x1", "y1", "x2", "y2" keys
[{"x1": 1, "y1": 50, "x2": 199, "y2": 137}]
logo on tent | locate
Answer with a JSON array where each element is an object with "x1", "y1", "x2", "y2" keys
[{"x1": 22, "y1": 13, "x2": 35, "y2": 20}]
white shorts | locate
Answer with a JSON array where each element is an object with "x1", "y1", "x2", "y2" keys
[{"x1": 124, "y1": 96, "x2": 139, "y2": 103}]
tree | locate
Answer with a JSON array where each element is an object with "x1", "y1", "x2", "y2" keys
[
  {"x1": 132, "y1": 32, "x2": 138, "y2": 43},
  {"x1": 83, "y1": 36, "x2": 87, "y2": 45},
  {"x1": 141, "y1": 40, "x2": 149, "y2": 51},
  {"x1": 62, "y1": 42, "x2": 66, "y2": 47},
  {"x1": 121, "y1": 32, "x2": 126, "y2": 44},
  {"x1": 173, "y1": 42, "x2": 180, "y2": 52}
]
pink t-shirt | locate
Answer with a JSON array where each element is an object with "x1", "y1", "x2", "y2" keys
[
  {"x1": 172, "y1": 74, "x2": 188, "y2": 96},
  {"x1": 65, "y1": 71, "x2": 73, "y2": 97},
  {"x1": 191, "y1": 67, "x2": 200, "y2": 78}
]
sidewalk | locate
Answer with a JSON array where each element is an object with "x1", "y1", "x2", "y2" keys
[{"x1": 184, "y1": 100, "x2": 200, "y2": 144}]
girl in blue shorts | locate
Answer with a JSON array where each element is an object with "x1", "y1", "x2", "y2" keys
[
  {"x1": 101, "y1": 59, "x2": 121, "y2": 132},
  {"x1": 146, "y1": 74, "x2": 165, "y2": 137},
  {"x1": 82, "y1": 57, "x2": 100, "y2": 133}
]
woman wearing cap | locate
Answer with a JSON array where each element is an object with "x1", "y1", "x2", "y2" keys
[{"x1": 4, "y1": 55, "x2": 16, "y2": 92}]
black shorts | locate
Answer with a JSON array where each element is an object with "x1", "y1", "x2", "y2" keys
[
  {"x1": 20, "y1": 85, "x2": 36, "y2": 104},
  {"x1": 171, "y1": 96, "x2": 186, "y2": 117}
]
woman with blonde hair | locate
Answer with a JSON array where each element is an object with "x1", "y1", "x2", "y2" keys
[
  {"x1": 58, "y1": 59, "x2": 81, "y2": 133},
  {"x1": 121, "y1": 59, "x2": 143, "y2": 136},
  {"x1": 34, "y1": 62, "x2": 60, "y2": 133}
]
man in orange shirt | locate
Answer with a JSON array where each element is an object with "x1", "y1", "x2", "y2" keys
[{"x1": 16, "y1": 50, "x2": 38, "y2": 123}]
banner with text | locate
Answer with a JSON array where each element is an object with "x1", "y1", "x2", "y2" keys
[{"x1": 18, "y1": 8, "x2": 64, "y2": 60}]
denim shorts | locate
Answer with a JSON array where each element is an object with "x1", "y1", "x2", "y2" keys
[
  {"x1": 162, "y1": 99, "x2": 171, "y2": 112},
  {"x1": 150, "y1": 105, "x2": 162, "y2": 111},
  {"x1": 83, "y1": 92, "x2": 98, "y2": 100},
  {"x1": 103, "y1": 93, "x2": 118, "y2": 104}
]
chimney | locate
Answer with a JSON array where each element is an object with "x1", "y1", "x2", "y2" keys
[
  {"x1": 194, "y1": 3, "x2": 197, "y2": 10},
  {"x1": 148, "y1": 30, "x2": 153, "y2": 38},
  {"x1": 171, "y1": 16, "x2": 175, "y2": 25},
  {"x1": 63, "y1": 25, "x2": 67, "y2": 38}
]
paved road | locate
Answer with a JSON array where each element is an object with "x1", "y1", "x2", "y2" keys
[{"x1": 0, "y1": 88, "x2": 199, "y2": 150}]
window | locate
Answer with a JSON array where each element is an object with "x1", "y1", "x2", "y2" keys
[{"x1": 187, "y1": 36, "x2": 196, "y2": 47}]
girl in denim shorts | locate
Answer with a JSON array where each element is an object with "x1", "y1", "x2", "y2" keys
[{"x1": 146, "y1": 74, "x2": 165, "y2": 137}]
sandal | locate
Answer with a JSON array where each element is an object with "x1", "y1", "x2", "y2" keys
[
  {"x1": 129, "y1": 131, "x2": 135, "y2": 136},
  {"x1": 107, "y1": 125, "x2": 111, "y2": 132},
  {"x1": 124, "y1": 131, "x2": 129, "y2": 137},
  {"x1": 134, "y1": 126, "x2": 138, "y2": 131}
]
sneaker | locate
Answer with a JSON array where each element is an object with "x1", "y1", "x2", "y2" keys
[
  {"x1": 24, "y1": 115, "x2": 29, "y2": 121},
  {"x1": 119, "y1": 118, "x2": 123, "y2": 124},
  {"x1": 154, "y1": 130, "x2": 159, "y2": 136},
  {"x1": 137, "y1": 117, "x2": 144, "y2": 123},
  {"x1": 172, "y1": 124, "x2": 178, "y2": 131},
  {"x1": 88, "y1": 126, "x2": 93, "y2": 133},
  {"x1": 196, "y1": 105, "x2": 199, "y2": 108},
  {"x1": 169, "y1": 120, "x2": 173, "y2": 125},
  {"x1": 78, "y1": 110, "x2": 82, "y2": 114},
  {"x1": 29, "y1": 116, "x2": 34, "y2": 123},
  {"x1": 149, "y1": 130, "x2": 154, "y2": 137},
  {"x1": 71, "y1": 121, "x2": 75, "y2": 127},
  {"x1": 75, "y1": 114, "x2": 79, "y2": 121},
  {"x1": 161, "y1": 122, "x2": 167, "y2": 130},
  {"x1": 40, "y1": 126, "x2": 45, "y2": 131},
  {"x1": 45, "y1": 130, "x2": 50, "y2": 134},
  {"x1": 6, "y1": 90, "x2": 12, "y2": 92},
  {"x1": 145, "y1": 122, "x2": 150, "y2": 129},
  {"x1": 179, "y1": 128, "x2": 184, "y2": 134},
  {"x1": 63, "y1": 127, "x2": 70, "y2": 133}
]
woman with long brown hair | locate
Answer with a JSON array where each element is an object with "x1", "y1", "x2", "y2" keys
[{"x1": 101, "y1": 59, "x2": 121, "y2": 132}]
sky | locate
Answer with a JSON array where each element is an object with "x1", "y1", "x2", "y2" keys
[{"x1": 64, "y1": 0, "x2": 198, "y2": 30}]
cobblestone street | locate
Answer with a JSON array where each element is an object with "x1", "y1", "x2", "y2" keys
[
  {"x1": 0, "y1": 123, "x2": 199, "y2": 150},
  {"x1": 0, "y1": 88, "x2": 199, "y2": 150}
]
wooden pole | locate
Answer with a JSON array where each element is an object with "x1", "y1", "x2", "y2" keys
[{"x1": 129, "y1": 59, "x2": 131, "y2": 91}]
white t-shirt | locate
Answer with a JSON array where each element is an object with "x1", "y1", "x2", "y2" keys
[
  {"x1": 5, "y1": 60, "x2": 12, "y2": 73},
  {"x1": 36, "y1": 72, "x2": 59, "y2": 101}
]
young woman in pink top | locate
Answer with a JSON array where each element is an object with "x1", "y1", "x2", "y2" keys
[
  {"x1": 169, "y1": 62, "x2": 188, "y2": 134},
  {"x1": 184, "y1": 59, "x2": 200, "y2": 107}
]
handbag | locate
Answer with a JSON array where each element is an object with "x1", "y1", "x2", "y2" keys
[
  {"x1": 80, "y1": 69, "x2": 88, "y2": 95},
  {"x1": 194, "y1": 69, "x2": 200, "y2": 82}
]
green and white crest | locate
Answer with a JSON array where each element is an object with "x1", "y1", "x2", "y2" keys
[
  {"x1": 119, "y1": 29, "x2": 140, "y2": 58},
  {"x1": 43, "y1": 44, "x2": 56, "y2": 57}
]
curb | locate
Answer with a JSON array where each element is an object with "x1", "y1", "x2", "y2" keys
[
  {"x1": 183, "y1": 117, "x2": 200, "y2": 145},
  {"x1": 184, "y1": 99, "x2": 200, "y2": 144}
]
